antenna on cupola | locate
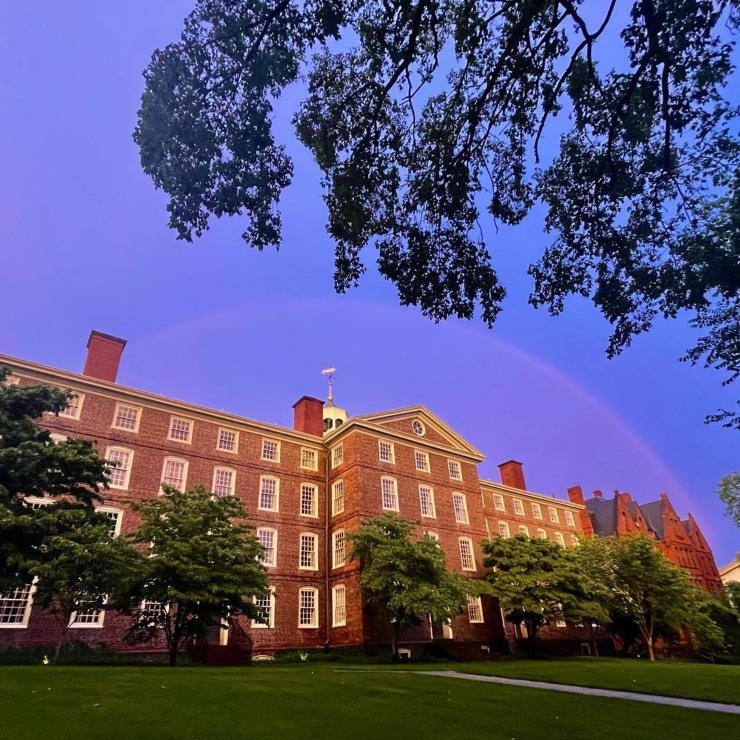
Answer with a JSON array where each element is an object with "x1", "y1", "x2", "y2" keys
[
  {"x1": 321, "y1": 366, "x2": 347, "y2": 435},
  {"x1": 321, "y1": 367, "x2": 336, "y2": 404}
]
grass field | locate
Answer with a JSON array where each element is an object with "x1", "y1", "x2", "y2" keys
[{"x1": 1, "y1": 662, "x2": 738, "y2": 740}]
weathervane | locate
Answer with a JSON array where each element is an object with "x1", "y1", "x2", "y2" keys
[{"x1": 321, "y1": 367, "x2": 336, "y2": 403}]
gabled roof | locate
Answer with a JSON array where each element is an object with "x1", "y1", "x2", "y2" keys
[
  {"x1": 585, "y1": 496, "x2": 618, "y2": 537},
  {"x1": 355, "y1": 405, "x2": 484, "y2": 459},
  {"x1": 638, "y1": 501, "x2": 665, "y2": 540}
]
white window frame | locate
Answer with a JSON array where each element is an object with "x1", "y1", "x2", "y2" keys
[
  {"x1": 257, "y1": 528, "x2": 278, "y2": 568},
  {"x1": 168, "y1": 416, "x2": 193, "y2": 444},
  {"x1": 493, "y1": 494, "x2": 506, "y2": 512},
  {"x1": 518, "y1": 525, "x2": 530, "y2": 537},
  {"x1": 459, "y1": 538, "x2": 476, "y2": 571},
  {"x1": 111, "y1": 402, "x2": 141, "y2": 432},
  {"x1": 300, "y1": 483, "x2": 319, "y2": 518},
  {"x1": 452, "y1": 492, "x2": 469, "y2": 524},
  {"x1": 97, "y1": 507, "x2": 123, "y2": 538},
  {"x1": 212, "y1": 467, "x2": 236, "y2": 498},
  {"x1": 332, "y1": 530, "x2": 346, "y2": 569},
  {"x1": 554, "y1": 531, "x2": 565, "y2": 547},
  {"x1": 160, "y1": 456, "x2": 188, "y2": 493},
  {"x1": 299, "y1": 533, "x2": 319, "y2": 570},
  {"x1": 331, "y1": 444, "x2": 344, "y2": 469},
  {"x1": 426, "y1": 531, "x2": 440, "y2": 543},
  {"x1": 419, "y1": 485, "x2": 436, "y2": 518},
  {"x1": 564, "y1": 510, "x2": 575, "y2": 527},
  {"x1": 3, "y1": 375, "x2": 20, "y2": 387},
  {"x1": 0, "y1": 583, "x2": 35, "y2": 628},
  {"x1": 261, "y1": 438, "x2": 281, "y2": 462},
  {"x1": 24, "y1": 496, "x2": 50, "y2": 509},
  {"x1": 381, "y1": 476, "x2": 399, "y2": 512},
  {"x1": 59, "y1": 392, "x2": 84, "y2": 420},
  {"x1": 298, "y1": 587, "x2": 319, "y2": 628},
  {"x1": 497, "y1": 521, "x2": 510, "y2": 539},
  {"x1": 513, "y1": 498, "x2": 525, "y2": 516},
  {"x1": 300, "y1": 448, "x2": 318, "y2": 471},
  {"x1": 258, "y1": 475, "x2": 280, "y2": 512},
  {"x1": 548, "y1": 506, "x2": 560, "y2": 524},
  {"x1": 447, "y1": 460, "x2": 462, "y2": 481},
  {"x1": 216, "y1": 428, "x2": 239, "y2": 454},
  {"x1": 332, "y1": 480, "x2": 345, "y2": 516},
  {"x1": 49, "y1": 433, "x2": 68, "y2": 445},
  {"x1": 332, "y1": 585, "x2": 347, "y2": 627},
  {"x1": 531, "y1": 502, "x2": 543, "y2": 520},
  {"x1": 105, "y1": 446, "x2": 133, "y2": 490},
  {"x1": 414, "y1": 450, "x2": 430, "y2": 473},
  {"x1": 378, "y1": 440, "x2": 395, "y2": 464},
  {"x1": 537, "y1": 528, "x2": 547, "y2": 539},
  {"x1": 252, "y1": 587, "x2": 276, "y2": 629},
  {"x1": 467, "y1": 596, "x2": 484, "y2": 624},
  {"x1": 69, "y1": 599, "x2": 106, "y2": 629}
]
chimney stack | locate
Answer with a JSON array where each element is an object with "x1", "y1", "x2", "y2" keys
[
  {"x1": 292, "y1": 396, "x2": 324, "y2": 437},
  {"x1": 593, "y1": 489, "x2": 603, "y2": 498},
  {"x1": 498, "y1": 460, "x2": 526, "y2": 490},
  {"x1": 82, "y1": 331, "x2": 126, "y2": 383},
  {"x1": 567, "y1": 485, "x2": 595, "y2": 537},
  {"x1": 567, "y1": 485, "x2": 585, "y2": 506}
]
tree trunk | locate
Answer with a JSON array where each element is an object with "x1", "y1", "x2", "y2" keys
[
  {"x1": 589, "y1": 624, "x2": 600, "y2": 657},
  {"x1": 52, "y1": 612, "x2": 71, "y2": 665},
  {"x1": 392, "y1": 620, "x2": 400, "y2": 659},
  {"x1": 645, "y1": 632, "x2": 655, "y2": 661}
]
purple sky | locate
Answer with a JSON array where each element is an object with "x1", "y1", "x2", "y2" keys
[{"x1": 0, "y1": 2, "x2": 737, "y2": 566}]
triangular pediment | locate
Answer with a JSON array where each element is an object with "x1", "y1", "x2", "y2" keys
[{"x1": 355, "y1": 405, "x2": 484, "y2": 459}]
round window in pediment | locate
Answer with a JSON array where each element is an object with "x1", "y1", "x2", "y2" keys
[{"x1": 412, "y1": 419, "x2": 425, "y2": 436}]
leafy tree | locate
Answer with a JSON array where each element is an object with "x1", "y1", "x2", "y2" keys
[
  {"x1": 481, "y1": 534, "x2": 592, "y2": 650},
  {"x1": 135, "y1": 1, "x2": 740, "y2": 427},
  {"x1": 28, "y1": 510, "x2": 140, "y2": 664},
  {"x1": 0, "y1": 367, "x2": 111, "y2": 592},
  {"x1": 718, "y1": 472, "x2": 740, "y2": 528},
  {"x1": 348, "y1": 514, "x2": 475, "y2": 657},
  {"x1": 121, "y1": 486, "x2": 269, "y2": 666}
]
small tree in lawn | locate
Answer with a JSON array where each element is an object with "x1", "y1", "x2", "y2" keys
[
  {"x1": 29, "y1": 509, "x2": 141, "y2": 663},
  {"x1": 482, "y1": 535, "x2": 588, "y2": 652},
  {"x1": 123, "y1": 486, "x2": 268, "y2": 665},
  {"x1": 349, "y1": 514, "x2": 474, "y2": 658},
  {"x1": 0, "y1": 367, "x2": 111, "y2": 592}
]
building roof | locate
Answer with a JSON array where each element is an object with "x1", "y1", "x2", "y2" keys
[
  {"x1": 638, "y1": 501, "x2": 665, "y2": 540},
  {"x1": 585, "y1": 496, "x2": 618, "y2": 537}
]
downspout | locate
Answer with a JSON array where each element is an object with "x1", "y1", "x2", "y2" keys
[{"x1": 324, "y1": 442, "x2": 331, "y2": 650}]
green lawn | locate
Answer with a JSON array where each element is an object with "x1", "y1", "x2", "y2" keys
[{"x1": 0, "y1": 664, "x2": 737, "y2": 740}]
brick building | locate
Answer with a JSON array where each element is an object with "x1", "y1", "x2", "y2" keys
[
  {"x1": 568, "y1": 488, "x2": 723, "y2": 591},
  {"x1": 0, "y1": 331, "x2": 594, "y2": 658}
]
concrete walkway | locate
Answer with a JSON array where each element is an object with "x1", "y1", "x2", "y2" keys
[{"x1": 418, "y1": 671, "x2": 740, "y2": 715}]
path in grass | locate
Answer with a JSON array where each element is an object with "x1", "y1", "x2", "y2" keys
[{"x1": 1, "y1": 665, "x2": 738, "y2": 740}]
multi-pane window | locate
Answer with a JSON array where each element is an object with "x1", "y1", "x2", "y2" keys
[
  {"x1": 332, "y1": 585, "x2": 347, "y2": 627},
  {"x1": 59, "y1": 393, "x2": 83, "y2": 419},
  {"x1": 253, "y1": 589, "x2": 275, "y2": 629},
  {"x1": 414, "y1": 451, "x2": 430, "y2": 473},
  {"x1": 459, "y1": 538, "x2": 476, "y2": 570},
  {"x1": 217, "y1": 428, "x2": 238, "y2": 453},
  {"x1": 548, "y1": 506, "x2": 560, "y2": 524},
  {"x1": 497, "y1": 521, "x2": 510, "y2": 539},
  {"x1": 467, "y1": 596, "x2": 484, "y2": 623},
  {"x1": 381, "y1": 477, "x2": 399, "y2": 511},
  {"x1": 261, "y1": 439, "x2": 280, "y2": 462},
  {"x1": 332, "y1": 480, "x2": 345, "y2": 516},
  {"x1": 257, "y1": 528, "x2": 277, "y2": 567},
  {"x1": 493, "y1": 494, "x2": 506, "y2": 512},
  {"x1": 448, "y1": 460, "x2": 462, "y2": 480},
  {"x1": 259, "y1": 476, "x2": 279, "y2": 511},
  {"x1": 419, "y1": 486, "x2": 436, "y2": 518},
  {"x1": 212, "y1": 467, "x2": 235, "y2": 498},
  {"x1": 298, "y1": 588, "x2": 318, "y2": 627},
  {"x1": 554, "y1": 532, "x2": 565, "y2": 547},
  {"x1": 378, "y1": 441, "x2": 395, "y2": 463},
  {"x1": 300, "y1": 484, "x2": 318, "y2": 517},
  {"x1": 564, "y1": 510, "x2": 575, "y2": 527},
  {"x1": 333, "y1": 530, "x2": 346, "y2": 568},
  {"x1": 452, "y1": 493, "x2": 469, "y2": 524},
  {"x1": 300, "y1": 448, "x2": 318, "y2": 470},
  {"x1": 140, "y1": 600, "x2": 167, "y2": 625},
  {"x1": 513, "y1": 498, "x2": 525, "y2": 516},
  {"x1": 518, "y1": 525, "x2": 530, "y2": 537},
  {"x1": 426, "y1": 531, "x2": 440, "y2": 543},
  {"x1": 531, "y1": 502, "x2": 543, "y2": 520},
  {"x1": 0, "y1": 585, "x2": 33, "y2": 627},
  {"x1": 161, "y1": 457, "x2": 187, "y2": 491},
  {"x1": 70, "y1": 604, "x2": 104, "y2": 627},
  {"x1": 113, "y1": 404, "x2": 140, "y2": 431},
  {"x1": 332, "y1": 444, "x2": 343, "y2": 468},
  {"x1": 99, "y1": 509, "x2": 122, "y2": 538},
  {"x1": 168, "y1": 417, "x2": 192, "y2": 443},
  {"x1": 299, "y1": 534, "x2": 318, "y2": 570},
  {"x1": 537, "y1": 528, "x2": 547, "y2": 539},
  {"x1": 106, "y1": 447, "x2": 133, "y2": 490}
]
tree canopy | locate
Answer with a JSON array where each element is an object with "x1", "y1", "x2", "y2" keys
[
  {"x1": 121, "y1": 486, "x2": 269, "y2": 665},
  {"x1": 718, "y1": 471, "x2": 740, "y2": 528},
  {"x1": 135, "y1": 0, "x2": 740, "y2": 428},
  {"x1": 349, "y1": 514, "x2": 475, "y2": 656}
]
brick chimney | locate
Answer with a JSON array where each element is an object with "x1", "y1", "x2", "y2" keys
[
  {"x1": 82, "y1": 331, "x2": 126, "y2": 383},
  {"x1": 567, "y1": 485, "x2": 595, "y2": 537},
  {"x1": 292, "y1": 396, "x2": 324, "y2": 437},
  {"x1": 567, "y1": 485, "x2": 585, "y2": 506},
  {"x1": 498, "y1": 460, "x2": 526, "y2": 490}
]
